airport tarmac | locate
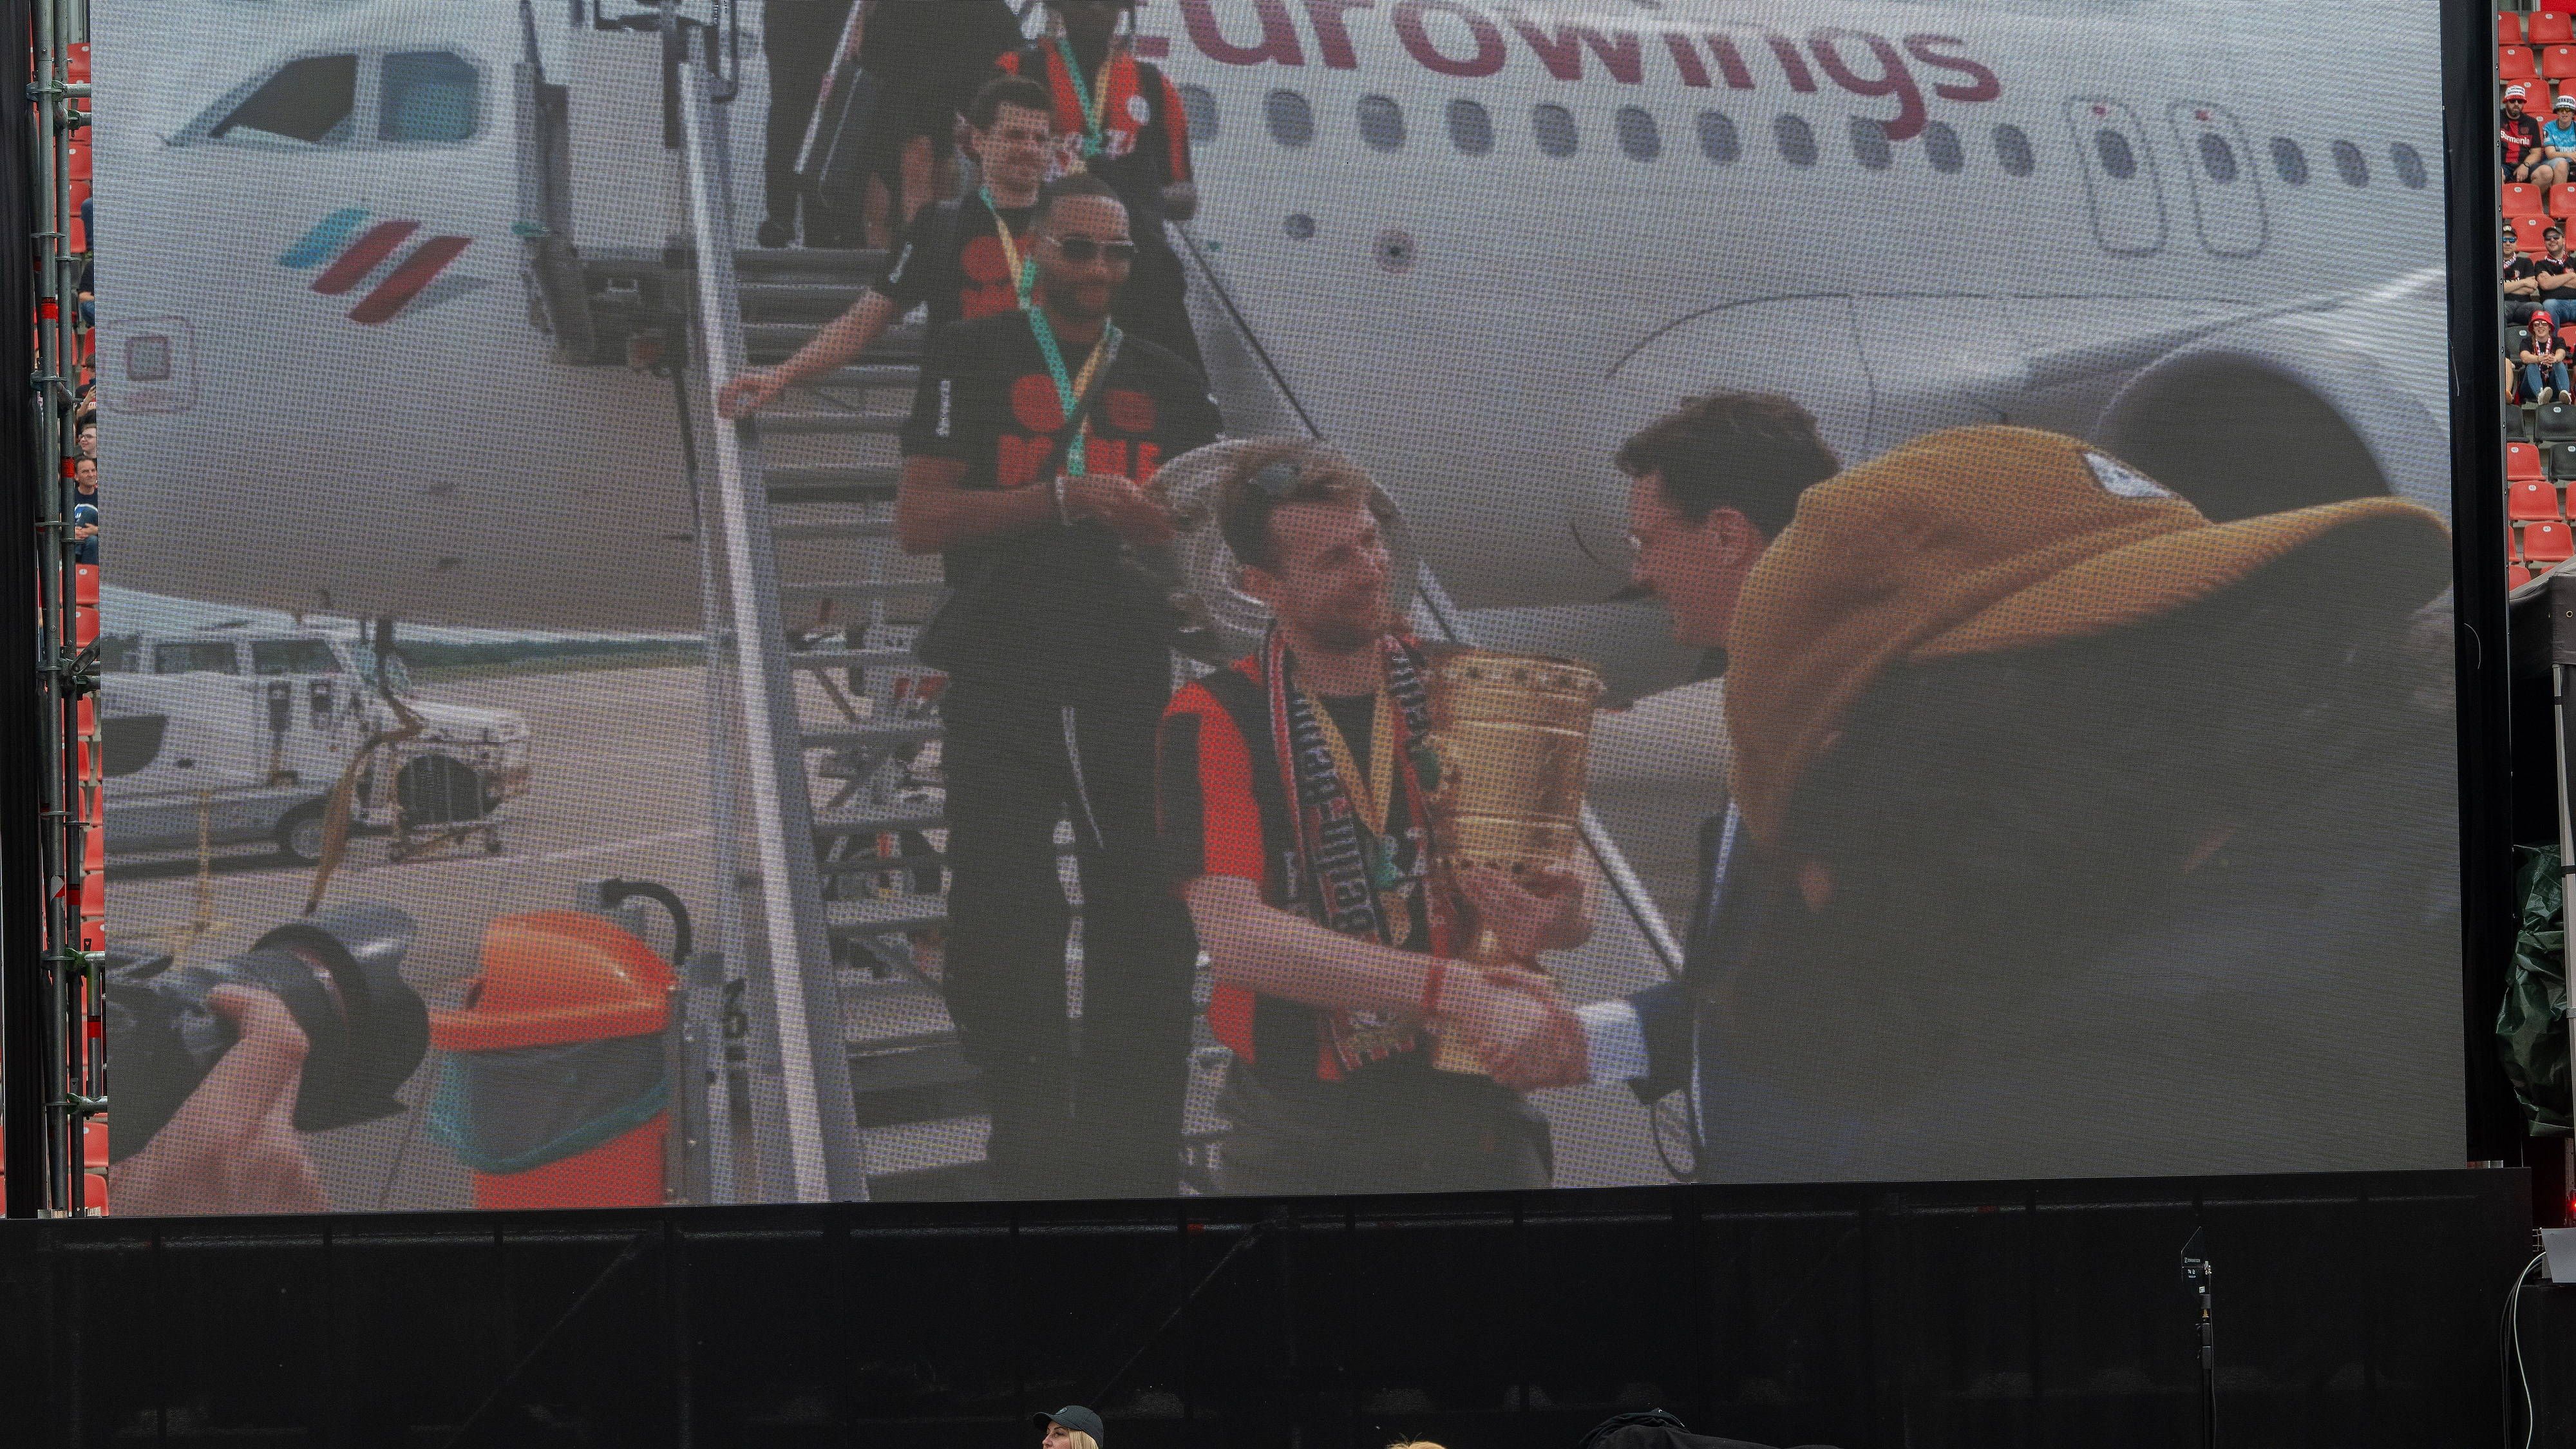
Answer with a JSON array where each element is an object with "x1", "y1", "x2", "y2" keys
[{"x1": 105, "y1": 659, "x2": 1683, "y2": 1214}]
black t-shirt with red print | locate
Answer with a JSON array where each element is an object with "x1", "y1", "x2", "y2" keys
[
  {"x1": 996, "y1": 41, "x2": 1192, "y2": 232},
  {"x1": 876, "y1": 193, "x2": 1039, "y2": 334},
  {"x1": 2508, "y1": 110, "x2": 2548, "y2": 169},
  {"x1": 900, "y1": 309, "x2": 1220, "y2": 679}
]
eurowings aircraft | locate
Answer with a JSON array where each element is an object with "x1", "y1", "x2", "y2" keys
[{"x1": 94, "y1": 0, "x2": 2450, "y2": 652}]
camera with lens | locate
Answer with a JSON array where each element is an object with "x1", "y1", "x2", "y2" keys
[{"x1": 105, "y1": 904, "x2": 430, "y2": 1160}]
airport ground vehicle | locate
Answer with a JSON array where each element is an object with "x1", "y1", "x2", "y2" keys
[{"x1": 97, "y1": 627, "x2": 531, "y2": 860}]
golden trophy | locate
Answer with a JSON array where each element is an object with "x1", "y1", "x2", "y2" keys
[{"x1": 1421, "y1": 647, "x2": 1605, "y2": 1074}]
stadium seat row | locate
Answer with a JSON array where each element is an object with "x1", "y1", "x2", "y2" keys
[
  {"x1": 2519, "y1": 520, "x2": 2573, "y2": 565},
  {"x1": 2508, "y1": 10, "x2": 2576, "y2": 46},
  {"x1": 2503, "y1": 397, "x2": 2576, "y2": 440},
  {"x1": 2510, "y1": 477, "x2": 2571, "y2": 522},
  {"x1": 2499, "y1": 182, "x2": 2576, "y2": 222},
  {"x1": 2501, "y1": 44, "x2": 2576, "y2": 80}
]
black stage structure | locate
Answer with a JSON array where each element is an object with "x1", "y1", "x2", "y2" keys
[
  {"x1": 0, "y1": 1, "x2": 2556, "y2": 1446},
  {"x1": 0, "y1": 1173, "x2": 2532, "y2": 1448}
]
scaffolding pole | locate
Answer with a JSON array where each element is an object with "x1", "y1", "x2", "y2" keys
[{"x1": 6, "y1": 0, "x2": 96, "y2": 1217}]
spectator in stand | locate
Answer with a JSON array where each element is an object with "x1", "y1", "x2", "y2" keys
[
  {"x1": 2523, "y1": 309, "x2": 2572, "y2": 406},
  {"x1": 2507, "y1": 226, "x2": 2542, "y2": 341},
  {"x1": 722, "y1": 75, "x2": 1056, "y2": 418},
  {"x1": 998, "y1": 0, "x2": 1204, "y2": 370},
  {"x1": 2507, "y1": 86, "x2": 2561, "y2": 192},
  {"x1": 2546, "y1": 96, "x2": 2576, "y2": 183},
  {"x1": 72, "y1": 455, "x2": 99, "y2": 565},
  {"x1": 75, "y1": 421, "x2": 94, "y2": 460}
]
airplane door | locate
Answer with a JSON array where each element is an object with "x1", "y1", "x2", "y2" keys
[
  {"x1": 2165, "y1": 102, "x2": 2267, "y2": 258},
  {"x1": 2063, "y1": 98, "x2": 2168, "y2": 256}
]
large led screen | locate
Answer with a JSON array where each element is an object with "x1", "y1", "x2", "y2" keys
[{"x1": 91, "y1": 0, "x2": 2461, "y2": 1213}]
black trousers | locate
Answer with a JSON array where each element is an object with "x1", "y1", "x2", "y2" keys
[
  {"x1": 762, "y1": 0, "x2": 855, "y2": 233},
  {"x1": 1121, "y1": 232, "x2": 1206, "y2": 377},
  {"x1": 1214, "y1": 1057, "x2": 1553, "y2": 1196},
  {"x1": 940, "y1": 658, "x2": 1195, "y2": 1198}
]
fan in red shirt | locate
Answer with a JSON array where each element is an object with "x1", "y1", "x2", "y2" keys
[
  {"x1": 998, "y1": 0, "x2": 1206, "y2": 372},
  {"x1": 1155, "y1": 440, "x2": 1591, "y2": 1196}
]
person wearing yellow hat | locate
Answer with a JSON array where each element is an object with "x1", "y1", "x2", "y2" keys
[{"x1": 1486, "y1": 426, "x2": 2459, "y2": 1179}]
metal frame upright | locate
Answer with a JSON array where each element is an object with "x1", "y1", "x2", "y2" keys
[{"x1": 5, "y1": 0, "x2": 96, "y2": 1218}]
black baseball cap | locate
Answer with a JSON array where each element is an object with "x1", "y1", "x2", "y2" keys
[{"x1": 1034, "y1": 1406, "x2": 1106, "y2": 1444}]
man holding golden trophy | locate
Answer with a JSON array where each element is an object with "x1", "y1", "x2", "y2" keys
[{"x1": 1153, "y1": 439, "x2": 1606, "y2": 1195}]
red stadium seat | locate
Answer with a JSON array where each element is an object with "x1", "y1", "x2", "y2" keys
[
  {"x1": 2512, "y1": 440, "x2": 2548, "y2": 482},
  {"x1": 65, "y1": 42, "x2": 87, "y2": 83},
  {"x1": 2509, "y1": 182, "x2": 2549, "y2": 218},
  {"x1": 2543, "y1": 46, "x2": 2576, "y2": 80},
  {"x1": 2515, "y1": 214, "x2": 2557, "y2": 254},
  {"x1": 66, "y1": 140, "x2": 88, "y2": 180},
  {"x1": 2512, "y1": 480, "x2": 2560, "y2": 520},
  {"x1": 2505, "y1": 46, "x2": 2542, "y2": 80},
  {"x1": 2508, "y1": 12, "x2": 2530, "y2": 46},
  {"x1": 2541, "y1": 12, "x2": 2576, "y2": 46},
  {"x1": 2514, "y1": 564, "x2": 2537, "y2": 589},
  {"x1": 2530, "y1": 520, "x2": 2576, "y2": 564}
]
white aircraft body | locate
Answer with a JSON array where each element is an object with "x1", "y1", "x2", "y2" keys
[{"x1": 93, "y1": 0, "x2": 2453, "y2": 642}]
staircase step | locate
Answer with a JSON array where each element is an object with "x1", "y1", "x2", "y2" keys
[
  {"x1": 846, "y1": 1032, "x2": 982, "y2": 1130},
  {"x1": 748, "y1": 321, "x2": 923, "y2": 364},
  {"x1": 772, "y1": 520, "x2": 899, "y2": 542},
  {"x1": 739, "y1": 279, "x2": 875, "y2": 324},
  {"x1": 811, "y1": 363, "x2": 922, "y2": 390},
  {"x1": 759, "y1": 408, "x2": 909, "y2": 436},
  {"x1": 770, "y1": 462, "x2": 902, "y2": 504},
  {"x1": 778, "y1": 580, "x2": 941, "y2": 603},
  {"x1": 733, "y1": 245, "x2": 888, "y2": 280},
  {"x1": 802, "y1": 719, "x2": 944, "y2": 750},
  {"x1": 826, "y1": 896, "x2": 949, "y2": 936},
  {"x1": 784, "y1": 645, "x2": 920, "y2": 669},
  {"x1": 815, "y1": 806, "x2": 946, "y2": 837}
]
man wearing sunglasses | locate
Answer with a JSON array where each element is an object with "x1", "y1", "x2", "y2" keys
[
  {"x1": 997, "y1": 0, "x2": 1205, "y2": 371},
  {"x1": 896, "y1": 173, "x2": 1222, "y2": 1198}
]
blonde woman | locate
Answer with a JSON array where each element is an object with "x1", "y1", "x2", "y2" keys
[{"x1": 1036, "y1": 1406, "x2": 1108, "y2": 1449}]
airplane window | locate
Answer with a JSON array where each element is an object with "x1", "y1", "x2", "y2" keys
[
  {"x1": 207, "y1": 54, "x2": 357, "y2": 146},
  {"x1": 1994, "y1": 124, "x2": 2036, "y2": 176},
  {"x1": 2197, "y1": 133, "x2": 2239, "y2": 184},
  {"x1": 1357, "y1": 95, "x2": 1406, "y2": 153},
  {"x1": 2329, "y1": 138, "x2": 2368, "y2": 187},
  {"x1": 2270, "y1": 137, "x2": 2309, "y2": 185},
  {"x1": 1179, "y1": 84, "x2": 1218, "y2": 143},
  {"x1": 381, "y1": 52, "x2": 478, "y2": 144},
  {"x1": 1448, "y1": 99, "x2": 1493, "y2": 155},
  {"x1": 1532, "y1": 103, "x2": 1578, "y2": 158},
  {"x1": 1851, "y1": 118, "x2": 1891, "y2": 171},
  {"x1": 1696, "y1": 110, "x2": 1740, "y2": 164},
  {"x1": 253, "y1": 640, "x2": 343, "y2": 676},
  {"x1": 154, "y1": 642, "x2": 242, "y2": 676},
  {"x1": 2093, "y1": 128, "x2": 2137, "y2": 180},
  {"x1": 1775, "y1": 115, "x2": 1817, "y2": 168},
  {"x1": 1616, "y1": 106, "x2": 1662, "y2": 162},
  {"x1": 2389, "y1": 141, "x2": 2427, "y2": 190},
  {"x1": 1266, "y1": 90, "x2": 1314, "y2": 148},
  {"x1": 1922, "y1": 120, "x2": 1963, "y2": 173}
]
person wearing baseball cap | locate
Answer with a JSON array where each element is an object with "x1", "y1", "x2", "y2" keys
[
  {"x1": 2505, "y1": 84, "x2": 2558, "y2": 190},
  {"x1": 1534, "y1": 427, "x2": 2459, "y2": 1180},
  {"x1": 1035, "y1": 1406, "x2": 1107, "y2": 1449}
]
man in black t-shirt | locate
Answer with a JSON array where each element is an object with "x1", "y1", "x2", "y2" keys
[
  {"x1": 997, "y1": 0, "x2": 1204, "y2": 371},
  {"x1": 840, "y1": 0, "x2": 1025, "y2": 249},
  {"x1": 2506, "y1": 86, "x2": 2561, "y2": 190},
  {"x1": 896, "y1": 173, "x2": 1220, "y2": 1198},
  {"x1": 723, "y1": 77, "x2": 1056, "y2": 419}
]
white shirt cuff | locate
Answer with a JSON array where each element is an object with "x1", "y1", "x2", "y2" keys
[{"x1": 1575, "y1": 999, "x2": 1650, "y2": 1086}]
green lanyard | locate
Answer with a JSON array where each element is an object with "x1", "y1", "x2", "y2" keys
[
  {"x1": 978, "y1": 187, "x2": 1036, "y2": 307},
  {"x1": 1055, "y1": 32, "x2": 1110, "y2": 162},
  {"x1": 1027, "y1": 307, "x2": 1116, "y2": 478}
]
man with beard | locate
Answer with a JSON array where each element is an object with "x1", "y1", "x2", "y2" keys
[
  {"x1": 896, "y1": 173, "x2": 1218, "y2": 1198},
  {"x1": 724, "y1": 75, "x2": 1056, "y2": 419},
  {"x1": 1492, "y1": 428, "x2": 2459, "y2": 1180},
  {"x1": 1157, "y1": 441, "x2": 1590, "y2": 1195},
  {"x1": 997, "y1": 0, "x2": 1203, "y2": 370}
]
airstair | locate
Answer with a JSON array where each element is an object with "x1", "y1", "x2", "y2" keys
[{"x1": 661, "y1": 53, "x2": 1689, "y2": 1205}]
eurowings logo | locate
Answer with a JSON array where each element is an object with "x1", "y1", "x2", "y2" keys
[{"x1": 277, "y1": 208, "x2": 487, "y2": 325}]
